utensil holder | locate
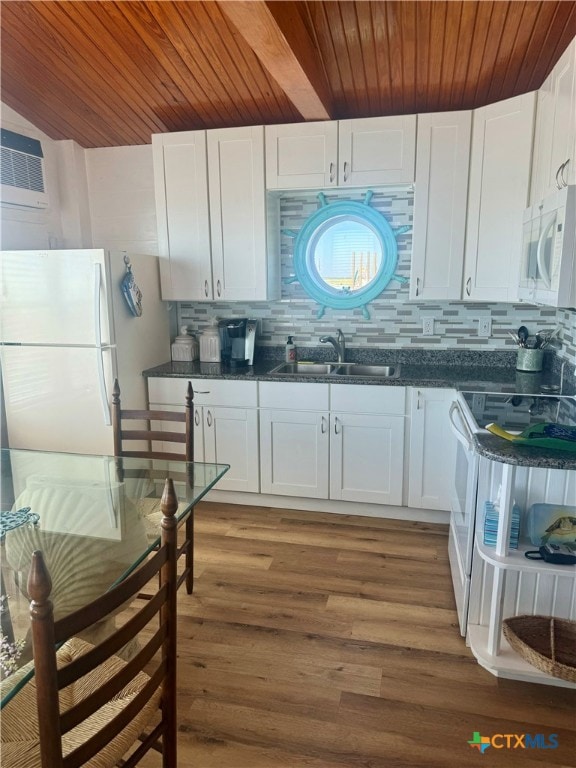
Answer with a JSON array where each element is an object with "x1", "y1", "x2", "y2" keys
[
  {"x1": 516, "y1": 348, "x2": 544, "y2": 372},
  {"x1": 515, "y1": 371, "x2": 543, "y2": 394}
]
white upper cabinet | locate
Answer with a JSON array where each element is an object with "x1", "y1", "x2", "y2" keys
[
  {"x1": 530, "y1": 38, "x2": 576, "y2": 203},
  {"x1": 410, "y1": 111, "x2": 471, "y2": 300},
  {"x1": 337, "y1": 116, "x2": 416, "y2": 186},
  {"x1": 152, "y1": 131, "x2": 211, "y2": 301},
  {"x1": 265, "y1": 116, "x2": 416, "y2": 189},
  {"x1": 463, "y1": 92, "x2": 535, "y2": 302},
  {"x1": 153, "y1": 126, "x2": 279, "y2": 302},
  {"x1": 265, "y1": 121, "x2": 338, "y2": 189},
  {"x1": 207, "y1": 126, "x2": 279, "y2": 301}
]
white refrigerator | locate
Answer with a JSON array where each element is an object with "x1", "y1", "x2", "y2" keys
[{"x1": 1, "y1": 249, "x2": 171, "y2": 454}]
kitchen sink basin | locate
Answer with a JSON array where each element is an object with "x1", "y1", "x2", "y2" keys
[
  {"x1": 334, "y1": 364, "x2": 400, "y2": 378},
  {"x1": 269, "y1": 362, "x2": 338, "y2": 375},
  {"x1": 268, "y1": 362, "x2": 400, "y2": 378}
]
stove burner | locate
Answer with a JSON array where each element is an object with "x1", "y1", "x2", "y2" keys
[{"x1": 461, "y1": 392, "x2": 576, "y2": 433}]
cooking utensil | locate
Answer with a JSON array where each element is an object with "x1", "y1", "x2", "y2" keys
[
  {"x1": 508, "y1": 331, "x2": 521, "y2": 345},
  {"x1": 536, "y1": 327, "x2": 561, "y2": 348},
  {"x1": 535, "y1": 331, "x2": 544, "y2": 349},
  {"x1": 517, "y1": 326, "x2": 529, "y2": 347}
]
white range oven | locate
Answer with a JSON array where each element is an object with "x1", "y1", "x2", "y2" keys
[
  {"x1": 447, "y1": 390, "x2": 576, "y2": 638},
  {"x1": 448, "y1": 394, "x2": 479, "y2": 636}
]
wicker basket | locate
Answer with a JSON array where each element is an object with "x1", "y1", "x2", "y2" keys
[{"x1": 503, "y1": 615, "x2": 576, "y2": 683}]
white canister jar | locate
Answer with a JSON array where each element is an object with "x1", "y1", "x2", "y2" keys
[
  {"x1": 199, "y1": 324, "x2": 221, "y2": 362},
  {"x1": 171, "y1": 326, "x2": 199, "y2": 362}
]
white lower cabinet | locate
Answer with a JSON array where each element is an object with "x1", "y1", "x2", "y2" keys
[
  {"x1": 199, "y1": 405, "x2": 259, "y2": 492},
  {"x1": 259, "y1": 382, "x2": 330, "y2": 498},
  {"x1": 408, "y1": 388, "x2": 457, "y2": 511},
  {"x1": 148, "y1": 378, "x2": 457, "y2": 513},
  {"x1": 260, "y1": 408, "x2": 329, "y2": 498},
  {"x1": 147, "y1": 378, "x2": 259, "y2": 493},
  {"x1": 259, "y1": 382, "x2": 406, "y2": 505},
  {"x1": 330, "y1": 412, "x2": 404, "y2": 504}
]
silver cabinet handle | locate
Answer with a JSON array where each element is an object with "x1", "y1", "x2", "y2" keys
[
  {"x1": 216, "y1": 279, "x2": 222, "y2": 297},
  {"x1": 334, "y1": 416, "x2": 340, "y2": 435},
  {"x1": 204, "y1": 279, "x2": 209, "y2": 297},
  {"x1": 415, "y1": 277, "x2": 420, "y2": 297},
  {"x1": 556, "y1": 163, "x2": 563, "y2": 190},
  {"x1": 321, "y1": 416, "x2": 327, "y2": 434},
  {"x1": 329, "y1": 162, "x2": 335, "y2": 183},
  {"x1": 206, "y1": 409, "x2": 213, "y2": 427},
  {"x1": 194, "y1": 409, "x2": 201, "y2": 426},
  {"x1": 561, "y1": 159, "x2": 570, "y2": 187},
  {"x1": 466, "y1": 277, "x2": 471, "y2": 296},
  {"x1": 343, "y1": 161, "x2": 349, "y2": 182}
]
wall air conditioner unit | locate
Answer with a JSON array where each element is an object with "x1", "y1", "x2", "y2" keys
[{"x1": 1, "y1": 128, "x2": 49, "y2": 209}]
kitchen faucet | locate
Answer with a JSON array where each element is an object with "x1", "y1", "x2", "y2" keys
[{"x1": 320, "y1": 329, "x2": 346, "y2": 363}]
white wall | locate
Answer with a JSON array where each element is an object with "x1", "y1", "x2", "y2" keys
[
  {"x1": 0, "y1": 104, "x2": 92, "y2": 250},
  {"x1": 1, "y1": 104, "x2": 63, "y2": 249},
  {"x1": 85, "y1": 145, "x2": 159, "y2": 255}
]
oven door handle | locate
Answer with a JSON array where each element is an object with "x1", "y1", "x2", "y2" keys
[
  {"x1": 449, "y1": 401, "x2": 474, "y2": 451},
  {"x1": 536, "y1": 212, "x2": 555, "y2": 289}
]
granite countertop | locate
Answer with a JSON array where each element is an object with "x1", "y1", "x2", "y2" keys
[
  {"x1": 143, "y1": 348, "x2": 576, "y2": 471},
  {"x1": 473, "y1": 433, "x2": 576, "y2": 470},
  {"x1": 143, "y1": 347, "x2": 576, "y2": 397}
]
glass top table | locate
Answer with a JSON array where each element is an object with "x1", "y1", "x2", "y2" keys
[{"x1": 0, "y1": 447, "x2": 229, "y2": 706}]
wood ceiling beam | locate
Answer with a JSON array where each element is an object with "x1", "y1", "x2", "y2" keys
[{"x1": 218, "y1": 0, "x2": 332, "y2": 121}]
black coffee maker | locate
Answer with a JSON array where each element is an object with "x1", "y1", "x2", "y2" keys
[{"x1": 218, "y1": 318, "x2": 257, "y2": 367}]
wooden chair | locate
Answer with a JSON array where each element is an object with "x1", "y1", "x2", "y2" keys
[
  {"x1": 0, "y1": 478, "x2": 179, "y2": 768},
  {"x1": 111, "y1": 378, "x2": 196, "y2": 594}
]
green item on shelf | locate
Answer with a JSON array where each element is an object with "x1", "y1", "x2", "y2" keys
[{"x1": 486, "y1": 422, "x2": 576, "y2": 453}]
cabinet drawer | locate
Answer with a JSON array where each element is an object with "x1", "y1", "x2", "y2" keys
[
  {"x1": 259, "y1": 382, "x2": 329, "y2": 410},
  {"x1": 147, "y1": 377, "x2": 258, "y2": 407},
  {"x1": 330, "y1": 384, "x2": 405, "y2": 415}
]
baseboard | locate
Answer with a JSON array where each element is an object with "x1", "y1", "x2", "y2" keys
[{"x1": 202, "y1": 489, "x2": 450, "y2": 525}]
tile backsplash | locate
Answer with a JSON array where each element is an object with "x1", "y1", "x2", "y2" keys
[{"x1": 178, "y1": 189, "x2": 576, "y2": 367}]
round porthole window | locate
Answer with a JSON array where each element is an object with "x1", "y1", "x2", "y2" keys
[{"x1": 290, "y1": 192, "x2": 410, "y2": 318}]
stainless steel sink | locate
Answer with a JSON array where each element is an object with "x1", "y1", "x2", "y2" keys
[
  {"x1": 334, "y1": 364, "x2": 400, "y2": 378},
  {"x1": 268, "y1": 361, "x2": 400, "y2": 378},
  {"x1": 269, "y1": 362, "x2": 338, "y2": 375}
]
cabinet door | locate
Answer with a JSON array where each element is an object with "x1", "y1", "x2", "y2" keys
[
  {"x1": 152, "y1": 131, "x2": 212, "y2": 301},
  {"x1": 530, "y1": 72, "x2": 555, "y2": 204},
  {"x1": 464, "y1": 92, "x2": 535, "y2": 302},
  {"x1": 149, "y1": 402, "x2": 205, "y2": 462},
  {"x1": 265, "y1": 122, "x2": 338, "y2": 189},
  {"x1": 330, "y1": 413, "x2": 404, "y2": 505},
  {"x1": 411, "y1": 112, "x2": 471, "y2": 300},
  {"x1": 549, "y1": 39, "x2": 576, "y2": 191},
  {"x1": 203, "y1": 406, "x2": 259, "y2": 493},
  {"x1": 338, "y1": 116, "x2": 416, "y2": 186},
  {"x1": 208, "y1": 126, "x2": 273, "y2": 300},
  {"x1": 408, "y1": 388, "x2": 456, "y2": 511},
  {"x1": 531, "y1": 41, "x2": 576, "y2": 202},
  {"x1": 260, "y1": 409, "x2": 329, "y2": 498}
]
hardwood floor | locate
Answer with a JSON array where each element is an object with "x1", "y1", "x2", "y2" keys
[{"x1": 161, "y1": 502, "x2": 575, "y2": 767}]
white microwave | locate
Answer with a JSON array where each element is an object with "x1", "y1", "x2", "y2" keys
[{"x1": 518, "y1": 185, "x2": 575, "y2": 307}]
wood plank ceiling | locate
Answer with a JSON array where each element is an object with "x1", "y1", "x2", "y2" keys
[{"x1": 2, "y1": 1, "x2": 575, "y2": 148}]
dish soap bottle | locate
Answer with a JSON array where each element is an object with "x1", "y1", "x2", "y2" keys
[{"x1": 285, "y1": 335, "x2": 296, "y2": 362}]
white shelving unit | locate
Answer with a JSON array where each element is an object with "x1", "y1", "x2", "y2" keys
[{"x1": 468, "y1": 456, "x2": 576, "y2": 687}]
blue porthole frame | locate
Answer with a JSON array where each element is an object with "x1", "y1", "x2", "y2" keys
[{"x1": 286, "y1": 191, "x2": 410, "y2": 318}]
